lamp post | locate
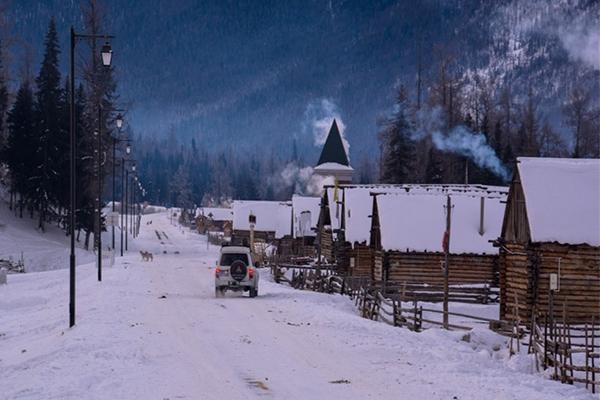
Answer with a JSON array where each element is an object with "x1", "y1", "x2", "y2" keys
[
  {"x1": 69, "y1": 27, "x2": 114, "y2": 327},
  {"x1": 110, "y1": 111, "x2": 126, "y2": 251},
  {"x1": 121, "y1": 158, "x2": 135, "y2": 255}
]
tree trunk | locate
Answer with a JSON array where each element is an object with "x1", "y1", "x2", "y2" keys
[
  {"x1": 38, "y1": 206, "x2": 45, "y2": 232},
  {"x1": 84, "y1": 231, "x2": 91, "y2": 250}
]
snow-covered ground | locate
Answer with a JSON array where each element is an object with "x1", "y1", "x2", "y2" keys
[
  {"x1": 0, "y1": 202, "x2": 96, "y2": 272},
  {"x1": 0, "y1": 211, "x2": 595, "y2": 400}
]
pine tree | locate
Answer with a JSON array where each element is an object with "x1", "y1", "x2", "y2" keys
[
  {"x1": 5, "y1": 80, "x2": 36, "y2": 217},
  {"x1": 74, "y1": 84, "x2": 96, "y2": 249},
  {"x1": 33, "y1": 18, "x2": 63, "y2": 231},
  {"x1": 171, "y1": 164, "x2": 194, "y2": 212},
  {"x1": 0, "y1": 40, "x2": 9, "y2": 151},
  {"x1": 379, "y1": 86, "x2": 415, "y2": 184},
  {"x1": 82, "y1": 0, "x2": 119, "y2": 245},
  {"x1": 424, "y1": 147, "x2": 443, "y2": 183}
]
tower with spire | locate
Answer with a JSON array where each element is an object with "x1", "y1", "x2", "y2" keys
[{"x1": 313, "y1": 119, "x2": 353, "y2": 184}]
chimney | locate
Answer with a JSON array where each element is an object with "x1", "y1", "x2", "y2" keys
[{"x1": 479, "y1": 197, "x2": 485, "y2": 236}]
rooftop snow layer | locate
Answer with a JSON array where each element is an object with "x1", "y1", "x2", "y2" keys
[
  {"x1": 344, "y1": 184, "x2": 508, "y2": 245},
  {"x1": 314, "y1": 162, "x2": 354, "y2": 172},
  {"x1": 232, "y1": 200, "x2": 292, "y2": 239},
  {"x1": 518, "y1": 157, "x2": 600, "y2": 246},
  {"x1": 292, "y1": 195, "x2": 321, "y2": 238},
  {"x1": 196, "y1": 207, "x2": 233, "y2": 221},
  {"x1": 376, "y1": 192, "x2": 506, "y2": 254}
]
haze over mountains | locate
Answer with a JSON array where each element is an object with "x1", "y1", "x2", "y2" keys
[{"x1": 8, "y1": 0, "x2": 599, "y2": 163}]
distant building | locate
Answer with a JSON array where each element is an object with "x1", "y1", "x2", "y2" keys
[{"x1": 313, "y1": 119, "x2": 353, "y2": 184}]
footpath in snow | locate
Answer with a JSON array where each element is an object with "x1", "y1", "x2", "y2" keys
[{"x1": 0, "y1": 212, "x2": 595, "y2": 400}]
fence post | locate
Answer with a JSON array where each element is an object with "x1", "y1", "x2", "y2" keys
[
  {"x1": 592, "y1": 316, "x2": 596, "y2": 394},
  {"x1": 412, "y1": 300, "x2": 418, "y2": 331},
  {"x1": 543, "y1": 314, "x2": 548, "y2": 369}
]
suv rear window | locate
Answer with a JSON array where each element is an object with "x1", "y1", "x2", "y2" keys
[{"x1": 220, "y1": 253, "x2": 249, "y2": 266}]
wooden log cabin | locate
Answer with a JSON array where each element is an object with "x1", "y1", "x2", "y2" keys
[
  {"x1": 498, "y1": 157, "x2": 600, "y2": 324},
  {"x1": 289, "y1": 195, "x2": 320, "y2": 258},
  {"x1": 195, "y1": 207, "x2": 233, "y2": 235},
  {"x1": 231, "y1": 200, "x2": 292, "y2": 246},
  {"x1": 320, "y1": 184, "x2": 508, "y2": 280},
  {"x1": 315, "y1": 188, "x2": 338, "y2": 263},
  {"x1": 370, "y1": 189, "x2": 507, "y2": 290}
]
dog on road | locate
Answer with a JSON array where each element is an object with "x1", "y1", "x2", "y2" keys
[{"x1": 140, "y1": 251, "x2": 154, "y2": 262}]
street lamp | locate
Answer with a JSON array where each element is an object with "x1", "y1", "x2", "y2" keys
[
  {"x1": 101, "y1": 41, "x2": 113, "y2": 67},
  {"x1": 121, "y1": 159, "x2": 136, "y2": 255},
  {"x1": 108, "y1": 108, "x2": 127, "y2": 252},
  {"x1": 69, "y1": 26, "x2": 114, "y2": 328}
]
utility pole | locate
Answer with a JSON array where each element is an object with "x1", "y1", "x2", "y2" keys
[{"x1": 443, "y1": 195, "x2": 452, "y2": 329}]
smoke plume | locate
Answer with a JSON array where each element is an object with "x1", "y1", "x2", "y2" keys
[
  {"x1": 558, "y1": 24, "x2": 600, "y2": 71},
  {"x1": 414, "y1": 107, "x2": 510, "y2": 181},
  {"x1": 278, "y1": 163, "x2": 334, "y2": 196}
]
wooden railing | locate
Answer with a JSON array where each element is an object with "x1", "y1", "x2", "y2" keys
[{"x1": 529, "y1": 311, "x2": 600, "y2": 394}]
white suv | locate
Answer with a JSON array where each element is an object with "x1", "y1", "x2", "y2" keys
[{"x1": 215, "y1": 246, "x2": 259, "y2": 297}]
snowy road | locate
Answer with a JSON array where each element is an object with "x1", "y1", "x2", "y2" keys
[{"x1": 1, "y1": 212, "x2": 595, "y2": 400}]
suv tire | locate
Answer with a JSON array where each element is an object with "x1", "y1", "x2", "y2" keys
[
  {"x1": 249, "y1": 288, "x2": 258, "y2": 298},
  {"x1": 230, "y1": 260, "x2": 247, "y2": 281}
]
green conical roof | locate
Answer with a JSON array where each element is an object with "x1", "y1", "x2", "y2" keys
[{"x1": 317, "y1": 119, "x2": 349, "y2": 166}]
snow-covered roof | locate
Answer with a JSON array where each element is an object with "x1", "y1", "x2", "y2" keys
[
  {"x1": 232, "y1": 200, "x2": 292, "y2": 239},
  {"x1": 196, "y1": 207, "x2": 233, "y2": 221},
  {"x1": 377, "y1": 192, "x2": 506, "y2": 254},
  {"x1": 314, "y1": 162, "x2": 354, "y2": 171},
  {"x1": 292, "y1": 195, "x2": 321, "y2": 238},
  {"x1": 517, "y1": 157, "x2": 600, "y2": 246},
  {"x1": 344, "y1": 184, "x2": 508, "y2": 245}
]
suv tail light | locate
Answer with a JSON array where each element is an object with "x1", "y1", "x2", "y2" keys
[
  {"x1": 248, "y1": 267, "x2": 254, "y2": 279},
  {"x1": 215, "y1": 266, "x2": 222, "y2": 275}
]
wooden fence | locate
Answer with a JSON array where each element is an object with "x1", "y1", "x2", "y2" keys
[
  {"x1": 529, "y1": 310, "x2": 600, "y2": 393},
  {"x1": 271, "y1": 263, "x2": 504, "y2": 333}
]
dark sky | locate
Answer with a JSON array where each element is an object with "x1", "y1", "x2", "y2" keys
[{"x1": 8, "y1": 0, "x2": 469, "y2": 162}]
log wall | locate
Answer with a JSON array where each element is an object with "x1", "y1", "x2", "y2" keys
[
  {"x1": 501, "y1": 242, "x2": 600, "y2": 324},
  {"x1": 385, "y1": 251, "x2": 498, "y2": 287},
  {"x1": 231, "y1": 229, "x2": 274, "y2": 245},
  {"x1": 320, "y1": 229, "x2": 334, "y2": 261},
  {"x1": 348, "y1": 243, "x2": 374, "y2": 278}
]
